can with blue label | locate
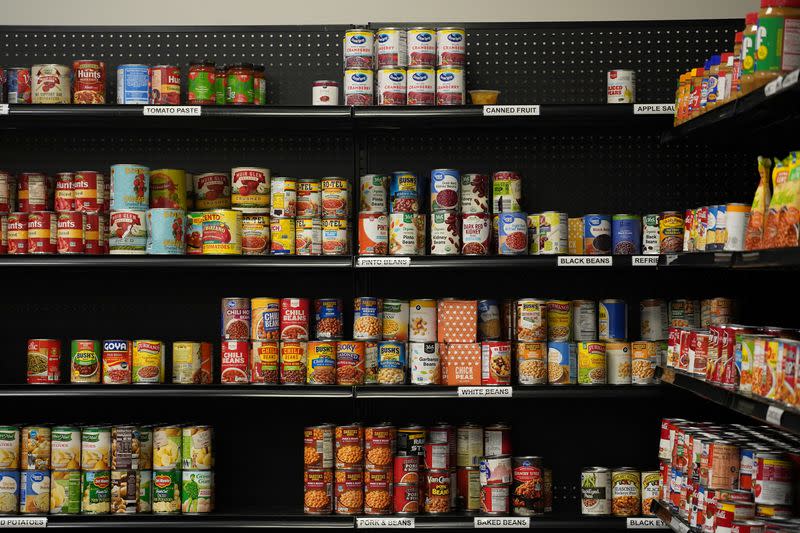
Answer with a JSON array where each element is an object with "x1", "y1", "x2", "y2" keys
[
  {"x1": 390, "y1": 171, "x2": 421, "y2": 214},
  {"x1": 706, "y1": 205, "x2": 720, "y2": 251},
  {"x1": 0, "y1": 470, "x2": 20, "y2": 514},
  {"x1": 20, "y1": 470, "x2": 50, "y2": 514},
  {"x1": 116, "y1": 64, "x2": 150, "y2": 104},
  {"x1": 611, "y1": 214, "x2": 641, "y2": 255},
  {"x1": 7, "y1": 67, "x2": 31, "y2": 103},
  {"x1": 547, "y1": 341, "x2": 577, "y2": 384},
  {"x1": 430, "y1": 169, "x2": 460, "y2": 211},
  {"x1": 146, "y1": 209, "x2": 186, "y2": 255},
  {"x1": 315, "y1": 298, "x2": 343, "y2": 340},
  {"x1": 583, "y1": 214, "x2": 612, "y2": 255},
  {"x1": 711, "y1": 204, "x2": 727, "y2": 251},
  {"x1": 377, "y1": 341, "x2": 407, "y2": 385},
  {"x1": 498, "y1": 212, "x2": 528, "y2": 255},
  {"x1": 599, "y1": 299, "x2": 627, "y2": 341},
  {"x1": 110, "y1": 164, "x2": 150, "y2": 211}
]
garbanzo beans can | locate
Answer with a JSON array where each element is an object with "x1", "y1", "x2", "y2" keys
[
  {"x1": 517, "y1": 342, "x2": 546, "y2": 385},
  {"x1": 202, "y1": 209, "x2": 242, "y2": 255},
  {"x1": 611, "y1": 468, "x2": 641, "y2": 517}
]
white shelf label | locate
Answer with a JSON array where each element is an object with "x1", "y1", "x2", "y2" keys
[
  {"x1": 634, "y1": 103, "x2": 675, "y2": 115},
  {"x1": 0, "y1": 517, "x2": 47, "y2": 528},
  {"x1": 357, "y1": 517, "x2": 415, "y2": 528},
  {"x1": 632, "y1": 255, "x2": 659, "y2": 266},
  {"x1": 665, "y1": 254, "x2": 678, "y2": 265},
  {"x1": 765, "y1": 77, "x2": 783, "y2": 97},
  {"x1": 782, "y1": 69, "x2": 799, "y2": 89},
  {"x1": 458, "y1": 386, "x2": 512, "y2": 398},
  {"x1": 356, "y1": 257, "x2": 411, "y2": 267},
  {"x1": 670, "y1": 518, "x2": 690, "y2": 533},
  {"x1": 474, "y1": 517, "x2": 530, "y2": 528},
  {"x1": 766, "y1": 405, "x2": 784, "y2": 425},
  {"x1": 483, "y1": 105, "x2": 540, "y2": 116},
  {"x1": 143, "y1": 105, "x2": 201, "y2": 116},
  {"x1": 627, "y1": 517, "x2": 668, "y2": 529},
  {"x1": 557, "y1": 256, "x2": 613, "y2": 266},
  {"x1": 0, "y1": 104, "x2": 8, "y2": 115}
]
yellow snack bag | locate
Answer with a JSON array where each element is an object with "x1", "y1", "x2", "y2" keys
[{"x1": 744, "y1": 156, "x2": 773, "y2": 250}]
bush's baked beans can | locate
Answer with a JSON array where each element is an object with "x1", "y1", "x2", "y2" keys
[
  {"x1": 241, "y1": 214, "x2": 269, "y2": 255},
  {"x1": 304, "y1": 468, "x2": 333, "y2": 514},
  {"x1": 251, "y1": 340, "x2": 279, "y2": 384},
  {"x1": 307, "y1": 341, "x2": 336, "y2": 385},
  {"x1": 424, "y1": 469, "x2": 450, "y2": 513},
  {"x1": 377, "y1": 67, "x2": 407, "y2": 106},
  {"x1": 54, "y1": 172, "x2": 74, "y2": 212},
  {"x1": 102, "y1": 340, "x2": 132, "y2": 385},
  {"x1": 32, "y1": 64, "x2": 70, "y2": 104},
  {"x1": 27, "y1": 338, "x2": 61, "y2": 384},
  {"x1": 547, "y1": 341, "x2": 577, "y2": 384},
  {"x1": 202, "y1": 209, "x2": 242, "y2": 255},
  {"x1": 27, "y1": 211, "x2": 56, "y2": 254},
  {"x1": 132, "y1": 340, "x2": 165, "y2": 384},
  {"x1": 231, "y1": 167, "x2": 270, "y2": 209},
  {"x1": 148, "y1": 65, "x2": 180, "y2": 105},
  {"x1": 336, "y1": 341, "x2": 365, "y2": 385},
  {"x1": 280, "y1": 298, "x2": 310, "y2": 341},
  {"x1": 109, "y1": 210, "x2": 146, "y2": 254},
  {"x1": 321, "y1": 218, "x2": 348, "y2": 255},
  {"x1": 354, "y1": 297, "x2": 383, "y2": 340},
  {"x1": 8, "y1": 212, "x2": 28, "y2": 254},
  {"x1": 611, "y1": 468, "x2": 641, "y2": 517},
  {"x1": 270, "y1": 216, "x2": 295, "y2": 255},
  {"x1": 358, "y1": 213, "x2": 389, "y2": 256},
  {"x1": 56, "y1": 211, "x2": 84, "y2": 254},
  {"x1": 279, "y1": 341, "x2": 307, "y2": 385},
  {"x1": 581, "y1": 466, "x2": 611, "y2": 515},
  {"x1": 70, "y1": 339, "x2": 101, "y2": 384},
  {"x1": 578, "y1": 342, "x2": 607, "y2": 385},
  {"x1": 389, "y1": 171, "x2": 419, "y2": 214},
  {"x1": 394, "y1": 483, "x2": 419, "y2": 514},
  {"x1": 220, "y1": 340, "x2": 250, "y2": 384},
  {"x1": 599, "y1": 299, "x2": 627, "y2": 341},
  {"x1": 344, "y1": 68, "x2": 374, "y2": 106},
  {"x1": 409, "y1": 342, "x2": 440, "y2": 384}
]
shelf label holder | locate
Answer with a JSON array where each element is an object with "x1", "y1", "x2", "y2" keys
[
  {"x1": 356, "y1": 517, "x2": 414, "y2": 528},
  {"x1": 766, "y1": 405, "x2": 784, "y2": 426},
  {"x1": 474, "y1": 517, "x2": 530, "y2": 528},
  {"x1": 482, "y1": 105, "x2": 540, "y2": 116},
  {"x1": 632, "y1": 255, "x2": 659, "y2": 266},
  {"x1": 557, "y1": 256, "x2": 613, "y2": 266},
  {"x1": 633, "y1": 103, "x2": 675, "y2": 115},
  {"x1": 356, "y1": 257, "x2": 411, "y2": 267},
  {"x1": 143, "y1": 106, "x2": 202, "y2": 116},
  {"x1": 627, "y1": 517, "x2": 668, "y2": 529},
  {"x1": 0, "y1": 104, "x2": 8, "y2": 115},
  {"x1": 458, "y1": 386, "x2": 512, "y2": 398},
  {"x1": 0, "y1": 517, "x2": 47, "y2": 528}
]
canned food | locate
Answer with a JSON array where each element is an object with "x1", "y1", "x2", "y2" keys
[
  {"x1": 607, "y1": 69, "x2": 636, "y2": 104},
  {"x1": 151, "y1": 470, "x2": 181, "y2": 514},
  {"x1": 516, "y1": 299, "x2": 547, "y2": 342},
  {"x1": 393, "y1": 483, "x2": 419, "y2": 514},
  {"x1": 435, "y1": 65, "x2": 464, "y2": 105},
  {"x1": 231, "y1": 167, "x2": 270, "y2": 209},
  {"x1": 70, "y1": 339, "x2": 101, "y2": 384},
  {"x1": 81, "y1": 427, "x2": 110, "y2": 471},
  {"x1": 365, "y1": 425, "x2": 396, "y2": 471},
  {"x1": 250, "y1": 341, "x2": 279, "y2": 384},
  {"x1": 148, "y1": 65, "x2": 180, "y2": 105},
  {"x1": 321, "y1": 218, "x2": 348, "y2": 255},
  {"x1": 394, "y1": 454, "x2": 419, "y2": 485},
  {"x1": 180, "y1": 426, "x2": 213, "y2": 472},
  {"x1": 358, "y1": 213, "x2": 389, "y2": 255},
  {"x1": 606, "y1": 342, "x2": 632, "y2": 385},
  {"x1": 336, "y1": 341, "x2": 366, "y2": 385},
  {"x1": 344, "y1": 29, "x2": 374, "y2": 69},
  {"x1": 307, "y1": 341, "x2": 336, "y2": 385},
  {"x1": 547, "y1": 342, "x2": 577, "y2": 384},
  {"x1": 376, "y1": 341, "x2": 407, "y2": 385},
  {"x1": 54, "y1": 172, "x2": 74, "y2": 212},
  {"x1": 116, "y1": 64, "x2": 149, "y2": 104},
  {"x1": 27, "y1": 211, "x2": 56, "y2": 254},
  {"x1": 436, "y1": 27, "x2": 466, "y2": 66},
  {"x1": 145, "y1": 208, "x2": 185, "y2": 255},
  {"x1": 270, "y1": 216, "x2": 295, "y2": 255},
  {"x1": 376, "y1": 67, "x2": 407, "y2": 105},
  {"x1": 101, "y1": 339, "x2": 132, "y2": 385},
  {"x1": 631, "y1": 341, "x2": 657, "y2": 385},
  {"x1": 659, "y1": 211, "x2": 684, "y2": 253},
  {"x1": 296, "y1": 178, "x2": 321, "y2": 217},
  {"x1": 321, "y1": 177, "x2": 349, "y2": 218},
  {"x1": 599, "y1": 299, "x2": 627, "y2": 341},
  {"x1": 20, "y1": 470, "x2": 50, "y2": 514},
  {"x1": 611, "y1": 468, "x2": 640, "y2": 517},
  {"x1": 578, "y1": 342, "x2": 607, "y2": 385},
  {"x1": 202, "y1": 209, "x2": 242, "y2": 255},
  {"x1": 225, "y1": 64, "x2": 254, "y2": 104},
  {"x1": 481, "y1": 342, "x2": 512, "y2": 385},
  {"x1": 424, "y1": 470, "x2": 451, "y2": 513},
  {"x1": 222, "y1": 297, "x2": 250, "y2": 340},
  {"x1": 407, "y1": 27, "x2": 436, "y2": 67},
  {"x1": 132, "y1": 340, "x2": 165, "y2": 384},
  {"x1": 538, "y1": 211, "x2": 568, "y2": 254},
  {"x1": 50, "y1": 470, "x2": 81, "y2": 514},
  {"x1": 344, "y1": 68, "x2": 373, "y2": 106},
  {"x1": 641, "y1": 471, "x2": 659, "y2": 517},
  {"x1": 304, "y1": 468, "x2": 333, "y2": 514},
  {"x1": 21, "y1": 426, "x2": 50, "y2": 471},
  {"x1": 354, "y1": 297, "x2": 383, "y2": 341},
  {"x1": 457, "y1": 467, "x2": 481, "y2": 512},
  {"x1": 480, "y1": 455, "x2": 512, "y2": 485},
  {"x1": 72, "y1": 59, "x2": 105, "y2": 104},
  {"x1": 409, "y1": 342, "x2": 440, "y2": 384},
  {"x1": 481, "y1": 484, "x2": 510, "y2": 515},
  {"x1": 515, "y1": 342, "x2": 546, "y2": 385},
  {"x1": 7, "y1": 67, "x2": 32, "y2": 103},
  {"x1": 26, "y1": 338, "x2": 61, "y2": 385},
  {"x1": 193, "y1": 172, "x2": 230, "y2": 210},
  {"x1": 359, "y1": 174, "x2": 388, "y2": 214},
  {"x1": 612, "y1": 214, "x2": 641, "y2": 254},
  {"x1": 398, "y1": 425, "x2": 426, "y2": 457},
  {"x1": 491, "y1": 171, "x2": 522, "y2": 213},
  {"x1": 187, "y1": 61, "x2": 216, "y2": 105},
  {"x1": 304, "y1": 424, "x2": 334, "y2": 469},
  {"x1": 280, "y1": 298, "x2": 310, "y2": 341},
  {"x1": 583, "y1": 214, "x2": 612, "y2": 255},
  {"x1": 312, "y1": 80, "x2": 339, "y2": 105},
  {"x1": 335, "y1": 425, "x2": 364, "y2": 470},
  {"x1": 497, "y1": 212, "x2": 527, "y2": 255},
  {"x1": 406, "y1": 66, "x2": 435, "y2": 105},
  {"x1": 108, "y1": 210, "x2": 146, "y2": 254},
  {"x1": 136, "y1": 470, "x2": 152, "y2": 513},
  {"x1": 32, "y1": 64, "x2": 70, "y2": 104},
  {"x1": 280, "y1": 341, "x2": 307, "y2": 385},
  {"x1": 241, "y1": 214, "x2": 269, "y2": 256},
  {"x1": 0, "y1": 427, "x2": 20, "y2": 470},
  {"x1": 581, "y1": 467, "x2": 611, "y2": 515},
  {"x1": 753, "y1": 452, "x2": 792, "y2": 505},
  {"x1": 148, "y1": 169, "x2": 185, "y2": 209},
  {"x1": 172, "y1": 341, "x2": 212, "y2": 385}
]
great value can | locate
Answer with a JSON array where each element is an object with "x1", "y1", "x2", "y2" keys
[
  {"x1": 436, "y1": 27, "x2": 466, "y2": 67},
  {"x1": 344, "y1": 68, "x2": 374, "y2": 106},
  {"x1": 20, "y1": 470, "x2": 50, "y2": 514},
  {"x1": 430, "y1": 168, "x2": 460, "y2": 211},
  {"x1": 408, "y1": 27, "x2": 436, "y2": 67},
  {"x1": 406, "y1": 66, "x2": 436, "y2": 105},
  {"x1": 436, "y1": 66, "x2": 464, "y2": 105},
  {"x1": 202, "y1": 209, "x2": 242, "y2": 255},
  {"x1": 146, "y1": 208, "x2": 185, "y2": 255},
  {"x1": 498, "y1": 212, "x2": 528, "y2": 255},
  {"x1": 231, "y1": 167, "x2": 270, "y2": 209},
  {"x1": 132, "y1": 340, "x2": 165, "y2": 384},
  {"x1": 116, "y1": 65, "x2": 149, "y2": 104},
  {"x1": 599, "y1": 299, "x2": 627, "y2": 341},
  {"x1": 612, "y1": 214, "x2": 641, "y2": 254},
  {"x1": 584, "y1": 214, "x2": 612, "y2": 255},
  {"x1": 377, "y1": 67, "x2": 407, "y2": 106},
  {"x1": 102, "y1": 340, "x2": 132, "y2": 385}
]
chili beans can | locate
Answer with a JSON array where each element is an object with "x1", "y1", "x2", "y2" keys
[
  {"x1": 55, "y1": 211, "x2": 83, "y2": 254},
  {"x1": 321, "y1": 218, "x2": 348, "y2": 255},
  {"x1": 248, "y1": 297, "x2": 278, "y2": 341},
  {"x1": 26, "y1": 339, "x2": 61, "y2": 385},
  {"x1": 581, "y1": 467, "x2": 611, "y2": 515},
  {"x1": 222, "y1": 297, "x2": 251, "y2": 340},
  {"x1": 307, "y1": 341, "x2": 337, "y2": 385},
  {"x1": 251, "y1": 340, "x2": 279, "y2": 384},
  {"x1": 101, "y1": 340, "x2": 132, "y2": 385},
  {"x1": 344, "y1": 68, "x2": 373, "y2": 106},
  {"x1": 132, "y1": 340, "x2": 165, "y2": 384},
  {"x1": 280, "y1": 341, "x2": 307, "y2": 385},
  {"x1": 409, "y1": 342, "x2": 440, "y2": 384},
  {"x1": 612, "y1": 214, "x2": 641, "y2": 254},
  {"x1": 72, "y1": 60, "x2": 105, "y2": 104},
  {"x1": 599, "y1": 299, "x2": 627, "y2": 341},
  {"x1": 611, "y1": 468, "x2": 640, "y2": 517},
  {"x1": 270, "y1": 216, "x2": 295, "y2": 255},
  {"x1": 321, "y1": 177, "x2": 349, "y2": 218},
  {"x1": 296, "y1": 217, "x2": 322, "y2": 256},
  {"x1": 20, "y1": 470, "x2": 50, "y2": 514},
  {"x1": 231, "y1": 167, "x2": 270, "y2": 209},
  {"x1": 148, "y1": 65, "x2": 180, "y2": 105},
  {"x1": 280, "y1": 298, "x2": 310, "y2": 341},
  {"x1": 202, "y1": 209, "x2": 241, "y2": 255},
  {"x1": 659, "y1": 211, "x2": 684, "y2": 253},
  {"x1": 241, "y1": 214, "x2": 269, "y2": 256},
  {"x1": 221, "y1": 340, "x2": 250, "y2": 384},
  {"x1": 27, "y1": 211, "x2": 56, "y2": 254},
  {"x1": 436, "y1": 27, "x2": 466, "y2": 67},
  {"x1": 172, "y1": 341, "x2": 212, "y2": 385},
  {"x1": 584, "y1": 214, "x2": 612, "y2": 255},
  {"x1": 117, "y1": 64, "x2": 149, "y2": 104},
  {"x1": 8, "y1": 212, "x2": 28, "y2": 254},
  {"x1": 304, "y1": 468, "x2": 333, "y2": 514},
  {"x1": 336, "y1": 341, "x2": 366, "y2": 385},
  {"x1": 32, "y1": 64, "x2": 70, "y2": 103}
]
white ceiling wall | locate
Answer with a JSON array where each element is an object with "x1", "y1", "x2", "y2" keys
[{"x1": 3, "y1": 0, "x2": 756, "y2": 25}]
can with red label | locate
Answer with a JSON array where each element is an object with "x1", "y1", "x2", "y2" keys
[
  {"x1": 8, "y1": 212, "x2": 29, "y2": 254},
  {"x1": 251, "y1": 340, "x2": 279, "y2": 384},
  {"x1": 149, "y1": 65, "x2": 180, "y2": 105},
  {"x1": 481, "y1": 484, "x2": 510, "y2": 515},
  {"x1": 54, "y1": 172, "x2": 75, "y2": 211},
  {"x1": 358, "y1": 213, "x2": 389, "y2": 256},
  {"x1": 394, "y1": 454, "x2": 419, "y2": 484},
  {"x1": 280, "y1": 298, "x2": 310, "y2": 341},
  {"x1": 280, "y1": 341, "x2": 308, "y2": 385},
  {"x1": 73, "y1": 60, "x2": 106, "y2": 104},
  {"x1": 436, "y1": 66, "x2": 465, "y2": 105},
  {"x1": 73, "y1": 171, "x2": 105, "y2": 213},
  {"x1": 57, "y1": 211, "x2": 84, "y2": 254},
  {"x1": 0, "y1": 214, "x2": 7, "y2": 254},
  {"x1": 102, "y1": 339, "x2": 132, "y2": 385},
  {"x1": 425, "y1": 469, "x2": 451, "y2": 513},
  {"x1": 406, "y1": 67, "x2": 435, "y2": 105},
  {"x1": 481, "y1": 342, "x2": 512, "y2": 385},
  {"x1": 27, "y1": 338, "x2": 61, "y2": 384},
  {"x1": 456, "y1": 467, "x2": 481, "y2": 511},
  {"x1": 480, "y1": 455, "x2": 512, "y2": 485},
  {"x1": 220, "y1": 340, "x2": 250, "y2": 384},
  {"x1": 27, "y1": 211, "x2": 56, "y2": 254},
  {"x1": 424, "y1": 442, "x2": 450, "y2": 470},
  {"x1": 394, "y1": 483, "x2": 419, "y2": 514},
  {"x1": 428, "y1": 423, "x2": 456, "y2": 468},
  {"x1": 83, "y1": 212, "x2": 106, "y2": 255},
  {"x1": 336, "y1": 341, "x2": 366, "y2": 385},
  {"x1": 18, "y1": 172, "x2": 48, "y2": 212},
  {"x1": 512, "y1": 456, "x2": 543, "y2": 515}
]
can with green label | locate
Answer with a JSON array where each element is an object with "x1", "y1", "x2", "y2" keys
[
  {"x1": 152, "y1": 469, "x2": 181, "y2": 514},
  {"x1": 187, "y1": 61, "x2": 216, "y2": 105},
  {"x1": 81, "y1": 470, "x2": 111, "y2": 514},
  {"x1": 214, "y1": 65, "x2": 226, "y2": 105},
  {"x1": 225, "y1": 63, "x2": 254, "y2": 105},
  {"x1": 51, "y1": 470, "x2": 81, "y2": 514},
  {"x1": 137, "y1": 470, "x2": 152, "y2": 513},
  {"x1": 70, "y1": 339, "x2": 101, "y2": 384},
  {"x1": 181, "y1": 470, "x2": 214, "y2": 514}
]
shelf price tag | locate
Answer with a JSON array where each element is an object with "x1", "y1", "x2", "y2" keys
[
  {"x1": 766, "y1": 405, "x2": 784, "y2": 426},
  {"x1": 356, "y1": 517, "x2": 414, "y2": 528},
  {"x1": 482, "y1": 105, "x2": 540, "y2": 116},
  {"x1": 356, "y1": 257, "x2": 411, "y2": 267},
  {"x1": 782, "y1": 69, "x2": 799, "y2": 89},
  {"x1": 0, "y1": 517, "x2": 47, "y2": 528},
  {"x1": 765, "y1": 77, "x2": 783, "y2": 97},
  {"x1": 632, "y1": 255, "x2": 659, "y2": 266},
  {"x1": 143, "y1": 105, "x2": 202, "y2": 116},
  {"x1": 0, "y1": 104, "x2": 8, "y2": 115},
  {"x1": 474, "y1": 517, "x2": 530, "y2": 528},
  {"x1": 557, "y1": 256, "x2": 613, "y2": 266},
  {"x1": 633, "y1": 103, "x2": 675, "y2": 115},
  {"x1": 627, "y1": 517, "x2": 668, "y2": 529},
  {"x1": 458, "y1": 386, "x2": 512, "y2": 398}
]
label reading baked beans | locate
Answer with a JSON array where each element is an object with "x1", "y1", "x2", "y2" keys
[{"x1": 474, "y1": 517, "x2": 530, "y2": 528}]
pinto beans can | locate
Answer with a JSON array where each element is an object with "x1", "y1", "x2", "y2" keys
[
  {"x1": 132, "y1": 340, "x2": 165, "y2": 384},
  {"x1": 231, "y1": 167, "x2": 270, "y2": 209},
  {"x1": 102, "y1": 340, "x2": 132, "y2": 385},
  {"x1": 27, "y1": 212, "x2": 57, "y2": 254},
  {"x1": 32, "y1": 64, "x2": 70, "y2": 103},
  {"x1": 27, "y1": 338, "x2": 61, "y2": 384},
  {"x1": 359, "y1": 213, "x2": 389, "y2": 255}
]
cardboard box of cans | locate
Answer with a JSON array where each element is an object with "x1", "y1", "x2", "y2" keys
[
  {"x1": 658, "y1": 418, "x2": 800, "y2": 531},
  {"x1": 0, "y1": 166, "x2": 351, "y2": 257},
  {"x1": 303, "y1": 421, "x2": 553, "y2": 516},
  {"x1": 0, "y1": 423, "x2": 214, "y2": 516}
]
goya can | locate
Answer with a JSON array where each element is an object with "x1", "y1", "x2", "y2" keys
[
  {"x1": 498, "y1": 212, "x2": 528, "y2": 255},
  {"x1": 242, "y1": 214, "x2": 270, "y2": 255},
  {"x1": 116, "y1": 64, "x2": 149, "y2": 104},
  {"x1": 599, "y1": 300, "x2": 628, "y2": 341},
  {"x1": 32, "y1": 64, "x2": 70, "y2": 104},
  {"x1": 296, "y1": 217, "x2": 322, "y2": 256},
  {"x1": 149, "y1": 169, "x2": 186, "y2": 209},
  {"x1": 27, "y1": 338, "x2": 61, "y2": 385},
  {"x1": 202, "y1": 209, "x2": 242, "y2": 255},
  {"x1": 612, "y1": 214, "x2": 641, "y2": 255},
  {"x1": 71, "y1": 339, "x2": 101, "y2": 384},
  {"x1": 231, "y1": 167, "x2": 270, "y2": 209},
  {"x1": 132, "y1": 340, "x2": 165, "y2": 384},
  {"x1": 146, "y1": 208, "x2": 185, "y2": 255},
  {"x1": 321, "y1": 178, "x2": 349, "y2": 218},
  {"x1": 72, "y1": 59, "x2": 105, "y2": 104},
  {"x1": 50, "y1": 470, "x2": 81, "y2": 514},
  {"x1": 583, "y1": 214, "x2": 612, "y2": 255},
  {"x1": 102, "y1": 340, "x2": 132, "y2": 385},
  {"x1": 270, "y1": 216, "x2": 295, "y2": 255},
  {"x1": 149, "y1": 65, "x2": 180, "y2": 105}
]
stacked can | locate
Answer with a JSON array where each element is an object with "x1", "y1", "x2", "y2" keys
[
  {"x1": 435, "y1": 27, "x2": 466, "y2": 105},
  {"x1": 358, "y1": 174, "x2": 390, "y2": 255},
  {"x1": 303, "y1": 424, "x2": 335, "y2": 514},
  {"x1": 109, "y1": 163, "x2": 149, "y2": 255},
  {"x1": 478, "y1": 425, "x2": 513, "y2": 515},
  {"x1": 430, "y1": 169, "x2": 461, "y2": 255},
  {"x1": 490, "y1": 171, "x2": 529, "y2": 255},
  {"x1": 375, "y1": 28, "x2": 408, "y2": 106},
  {"x1": 409, "y1": 299, "x2": 441, "y2": 385},
  {"x1": 386, "y1": 171, "x2": 425, "y2": 256},
  {"x1": 461, "y1": 173, "x2": 492, "y2": 255}
]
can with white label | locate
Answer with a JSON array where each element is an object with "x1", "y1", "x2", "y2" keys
[{"x1": 607, "y1": 70, "x2": 636, "y2": 104}]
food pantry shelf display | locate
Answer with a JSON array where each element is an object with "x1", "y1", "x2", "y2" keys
[{"x1": 27, "y1": 296, "x2": 732, "y2": 387}]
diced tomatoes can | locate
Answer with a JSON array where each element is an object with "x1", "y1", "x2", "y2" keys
[
  {"x1": 251, "y1": 340, "x2": 279, "y2": 384},
  {"x1": 241, "y1": 214, "x2": 270, "y2": 256},
  {"x1": 295, "y1": 216, "x2": 322, "y2": 256},
  {"x1": 270, "y1": 216, "x2": 295, "y2": 255},
  {"x1": 57, "y1": 211, "x2": 84, "y2": 254},
  {"x1": 84, "y1": 212, "x2": 106, "y2": 255},
  {"x1": 132, "y1": 340, "x2": 165, "y2": 384},
  {"x1": 27, "y1": 338, "x2": 61, "y2": 384},
  {"x1": 8, "y1": 212, "x2": 28, "y2": 254},
  {"x1": 27, "y1": 211, "x2": 57, "y2": 254},
  {"x1": 73, "y1": 171, "x2": 105, "y2": 213},
  {"x1": 297, "y1": 178, "x2": 321, "y2": 217},
  {"x1": 102, "y1": 340, "x2": 132, "y2": 385},
  {"x1": 54, "y1": 172, "x2": 75, "y2": 212}
]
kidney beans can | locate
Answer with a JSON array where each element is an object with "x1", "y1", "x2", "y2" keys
[
  {"x1": 27, "y1": 338, "x2": 61, "y2": 384},
  {"x1": 102, "y1": 340, "x2": 132, "y2": 385},
  {"x1": 32, "y1": 64, "x2": 70, "y2": 104},
  {"x1": 496, "y1": 212, "x2": 528, "y2": 255},
  {"x1": 202, "y1": 210, "x2": 242, "y2": 255},
  {"x1": 430, "y1": 168, "x2": 460, "y2": 211},
  {"x1": 132, "y1": 340, "x2": 165, "y2": 384},
  {"x1": 117, "y1": 65, "x2": 149, "y2": 104},
  {"x1": 461, "y1": 212, "x2": 490, "y2": 255},
  {"x1": 436, "y1": 27, "x2": 466, "y2": 67},
  {"x1": 406, "y1": 66, "x2": 435, "y2": 105},
  {"x1": 436, "y1": 66, "x2": 464, "y2": 105},
  {"x1": 321, "y1": 218, "x2": 348, "y2": 255},
  {"x1": 581, "y1": 467, "x2": 611, "y2": 515},
  {"x1": 344, "y1": 69, "x2": 373, "y2": 106}
]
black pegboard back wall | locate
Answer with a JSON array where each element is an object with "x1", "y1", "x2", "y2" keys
[{"x1": 1, "y1": 20, "x2": 742, "y2": 105}]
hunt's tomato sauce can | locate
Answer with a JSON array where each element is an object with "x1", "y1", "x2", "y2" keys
[
  {"x1": 73, "y1": 171, "x2": 105, "y2": 213},
  {"x1": 83, "y1": 212, "x2": 106, "y2": 255},
  {"x1": 27, "y1": 211, "x2": 56, "y2": 254},
  {"x1": 72, "y1": 59, "x2": 106, "y2": 104},
  {"x1": 149, "y1": 65, "x2": 181, "y2": 105},
  {"x1": 27, "y1": 338, "x2": 61, "y2": 384},
  {"x1": 57, "y1": 211, "x2": 84, "y2": 254}
]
